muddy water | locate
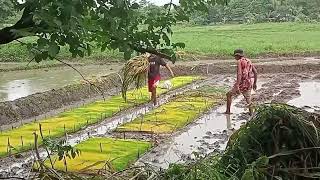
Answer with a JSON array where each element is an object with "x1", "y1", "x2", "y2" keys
[
  {"x1": 0, "y1": 65, "x2": 122, "y2": 102},
  {"x1": 288, "y1": 81, "x2": 320, "y2": 112},
  {"x1": 138, "y1": 92, "x2": 257, "y2": 168},
  {"x1": 139, "y1": 80, "x2": 320, "y2": 169},
  {"x1": 138, "y1": 98, "x2": 244, "y2": 168}
]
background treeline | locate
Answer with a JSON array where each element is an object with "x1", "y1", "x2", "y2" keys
[
  {"x1": 139, "y1": 0, "x2": 320, "y2": 25},
  {"x1": 192, "y1": 0, "x2": 320, "y2": 25}
]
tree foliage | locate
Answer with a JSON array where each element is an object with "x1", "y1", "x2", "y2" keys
[
  {"x1": 190, "y1": 0, "x2": 320, "y2": 25},
  {"x1": 0, "y1": 0, "x2": 228, "y2": 63},
  {"x1": 0, "y1": 0, "x2": 15, "y2": 21}
]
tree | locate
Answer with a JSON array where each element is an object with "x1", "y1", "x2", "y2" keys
[
  {"x1": 0, "y1": 0, "x2": 229, "y2": 63},
  {"x1": 0, "y1": 0, "x2": 15, "y2": 21}
]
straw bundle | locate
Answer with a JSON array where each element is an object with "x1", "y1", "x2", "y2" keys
[{"x1": 121, "y1": 54, "x2": 150, "y2": 101}]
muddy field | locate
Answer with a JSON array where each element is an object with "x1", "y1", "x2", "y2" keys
[{"x1": 1, "y1": 57, "x2": 320, "y2": 178}]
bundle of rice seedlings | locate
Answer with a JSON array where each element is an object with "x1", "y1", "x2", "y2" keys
[{"x1": 121, "y1": 54, "x2": 150, "y2": 101}]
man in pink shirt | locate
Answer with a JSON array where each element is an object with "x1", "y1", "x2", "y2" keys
[{"x1": 225, "y1": 49, "x2": 258, "y2": 115}]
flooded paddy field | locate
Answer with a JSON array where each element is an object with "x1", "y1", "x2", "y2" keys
[
  {"x1": 0, "y1": 64, "x2": 123, "y2": 102},
  {"x1": 1, "y1": 57, "x2": 320, "y2": 179}
]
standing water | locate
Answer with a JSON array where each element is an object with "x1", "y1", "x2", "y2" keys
[
  {"x1": 138, "y1": 80, "x2": 264, "y2": 169},
  {"x1": 288, "y1": 81, "x2": 320, "y2": 112},
  {"x1": 0, "y1": 64, "x2": 122, "y2": 102}
]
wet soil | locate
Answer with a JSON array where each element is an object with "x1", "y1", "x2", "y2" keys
[
  {"x1": 1, "y1": 74, "x2": 320, "y2": 178},
  {"x1": 1, "y1": 57, "x2": 320, "y2": 178},
  {"x1": 137, "y1": 74, "x2": 320, "y2": 169},
  {"x1": 1, "y1": 56, "x2": 320, "y2": 127},
  {"x1": 0, "y1": 73, "x2": 123, "y2": 127},
  {"x1": 0, "y1": 76, "x2": 223, "y2": 177}
]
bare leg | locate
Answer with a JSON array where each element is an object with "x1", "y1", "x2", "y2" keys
[
  {"x1": 243, "y1": 91, "x2": 253, "y2": 116},
  {"x1": 225, "y1": 92, "x2": 232, "y2": 114},
  {"x1": 151, "y1": 88, "x2": 157, "y2": 106}
]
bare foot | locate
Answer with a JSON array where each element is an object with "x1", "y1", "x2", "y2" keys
[{"x1": 224, "y1": 111, "x2": 232, "y2": 115}]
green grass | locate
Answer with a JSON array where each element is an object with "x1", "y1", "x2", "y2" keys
[
  {"x1": 0, "y1": 76, "x2": 198, "y2": 157},
  {"x1": 173, "y1": 22, "x2": 320, "y2": 57},
  {"x1": 0, "y1": 37, "x2": 122, "y2": 63},
  {"x1": 43, "y1": 138, "x2": 151, "y2": 172},
  {"x1": 117, "y1": 85, "x2": 226, "y2": 133},
  {"x1": 1, "y1": 23, "x2": 319, "y2": 62}
]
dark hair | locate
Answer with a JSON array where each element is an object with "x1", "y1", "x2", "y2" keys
[{"x1": 234, "y1": 49, "x2": 244, "y2": 57}]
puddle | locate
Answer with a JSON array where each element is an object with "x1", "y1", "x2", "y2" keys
[{"x1": 288, "y1": 81, "x2": 320, "y2": 112}]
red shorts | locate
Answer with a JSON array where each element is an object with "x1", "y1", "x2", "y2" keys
[{"x1": 148, "y1": 75, "x2": 161, "y2": 92}]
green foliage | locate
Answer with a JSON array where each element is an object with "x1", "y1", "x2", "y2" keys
[
  {"x1": 2, "y1": 22, "x2": 320, "y2": 62},
  {"x1": 189, "y1": 0, "x2": 320, "y2": 25},
  {"x1": 162, "y1": 155, "x2": 227, "y2": 180},
  {"x1": 1, "y1": 0, "x2": 228, "y2": 62},
  {"x1": 43, "y1": 138, "x2": 80, "y2": 161},
  {"x1": 0, "y1": 0, "x2": 15, "y2": 21}
]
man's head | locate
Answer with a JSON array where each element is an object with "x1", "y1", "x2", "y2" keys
[{"x1": 233, "y1": 49, "x2": 244, "y2": 60}]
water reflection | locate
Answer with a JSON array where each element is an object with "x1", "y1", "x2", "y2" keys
[
  {"x1": 0, "y1": 64, "x2": 122, "y2": 102},
  {"x1": 288, "y1": 81, "x2": 320, "y2": 112},
  {"x1": 6, "y1": 79, "x2": 31, "y2": 101},
  {"x1": 139, "y1": 97, "x2": 247, "y2": 168}
]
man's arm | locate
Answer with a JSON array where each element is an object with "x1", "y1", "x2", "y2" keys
[
  {"x1": 252, "y1": 65, "x2": 258, "y2": 90},
  {"x1": 159, "y1": 57, "x2": 174, "y2": 78},
  {"x1": 165, "y1": 64, "x2": 174, "y2": 78}
]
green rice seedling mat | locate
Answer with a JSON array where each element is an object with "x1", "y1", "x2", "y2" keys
[
  {"x1": 0, "y1": 76, "x2": 198, "y2": 157},
  {"x1": 40, "y1": 138, "x2": 151, "y2": 172},
  {"x1": 117, "y1": 85, "x2": 227, "y2": 134}
]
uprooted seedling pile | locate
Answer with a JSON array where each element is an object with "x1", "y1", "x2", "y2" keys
[
  {"x1": 121, "y1": 55, "x2": 149, "y2": 101},
  {"x1": 163, "y1": 104, "x2": 320, "y2": 180}
]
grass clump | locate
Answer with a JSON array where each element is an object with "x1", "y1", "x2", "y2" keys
[
  {"x1": 44, "y1": 138, "x2": 151, "y2": 172},
  {"x1": 163, "y1": 104, "x2": 320, "y2": 180},
  {"x1": 117, "y1": 86, "x2": 226, "y2": 133},
  {"x1": 0, "y1": 76, "x2": 198, "y2": 157}
]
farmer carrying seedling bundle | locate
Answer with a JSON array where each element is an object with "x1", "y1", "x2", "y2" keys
[
  {"x1": 225, "y1": 49, "x2": 258, "y2": 115},
  {"x1": 121, "y1": 53, "x2": 174, "y2": 106},
  {"x1": 148, "y1": 54, "x2": 174, "y2": 106}
]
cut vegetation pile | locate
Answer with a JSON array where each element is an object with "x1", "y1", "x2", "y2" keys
[
  {"x1": 163, "y1": 104, "x2": 320, "y2": 180},
  {"x1": 0, "y1": 76, "x2": 197, "y2": 157}
]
